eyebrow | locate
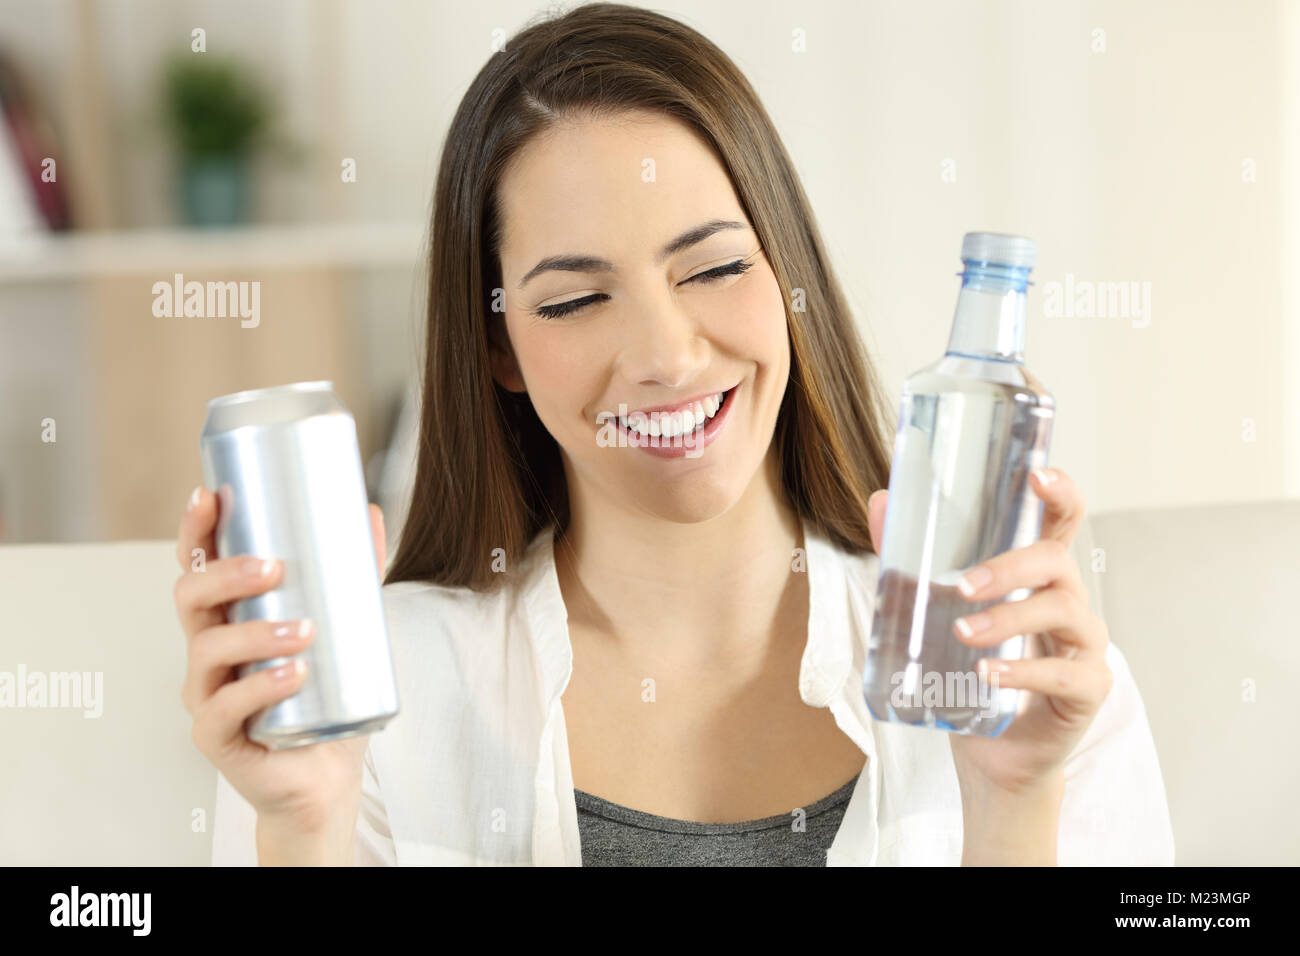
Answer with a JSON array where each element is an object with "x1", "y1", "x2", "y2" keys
[{"x1": 517, "y1": 218, "x2": 750, "y2": 288}]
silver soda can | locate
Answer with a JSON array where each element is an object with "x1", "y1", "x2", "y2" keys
[{"x1": 199, "y1": 380, "x2": 399, "y2": 749}]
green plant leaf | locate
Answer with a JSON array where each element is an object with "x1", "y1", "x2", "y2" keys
[{"x1": 160, "y1": 53, "x2": 272, "y2": 159}]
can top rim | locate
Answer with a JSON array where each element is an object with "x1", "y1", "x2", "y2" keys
[{"x1": 207, "y1": 381, "x2": 335, "y2": 409}]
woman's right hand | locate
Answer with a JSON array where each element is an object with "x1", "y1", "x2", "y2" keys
[{"x1": 174, "y1": 485, "x2": 387, "y2": 858}]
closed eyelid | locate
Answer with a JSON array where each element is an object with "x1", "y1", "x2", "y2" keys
[
  {"x1": 690, "y1": 246, "x2": 761, "y2": 271},
  {"x1": 517, "y1": 219, "x2": 754, "y2": 290},
  {"x1": 544, "y1": 250, "x2": 756, "y2": 295},
  {"x1": 528, "y1": 248, "x2": 762, "y2": 318},
  {"x1": 684, "y1": 249, "x2": 760, "y2": 281}
]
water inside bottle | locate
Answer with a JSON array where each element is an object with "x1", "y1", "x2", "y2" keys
[{"x1": 863, "y1": 234, "x2": 1053, "y2": 736}]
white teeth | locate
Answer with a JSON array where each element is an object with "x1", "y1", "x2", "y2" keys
[{"x1": 620, "y1": 390, "x2": 727, "y2": 438}]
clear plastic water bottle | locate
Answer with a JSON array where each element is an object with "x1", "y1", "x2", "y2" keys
[{"x1": 863, "y1": 232, "x2": 1054, "y2": 737}]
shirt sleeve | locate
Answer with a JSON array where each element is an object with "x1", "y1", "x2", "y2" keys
[
  {"x1": 211, "y1": 743, "x2": 397, "y2": 866},
  {"x1": 1057, "y1": 641, "x2": 1176, "y2": 865},
  {"x1": 354, "y1": 740, "x2": 398, "y2": 865}
]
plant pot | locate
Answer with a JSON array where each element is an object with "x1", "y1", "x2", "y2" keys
[{"x1": 179, "y1": 155, "x2": 250, "y2": 227}]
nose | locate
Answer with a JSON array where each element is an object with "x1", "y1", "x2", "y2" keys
[{"x1": 621, "y1": 286, "x2": 709, "y2": 390}]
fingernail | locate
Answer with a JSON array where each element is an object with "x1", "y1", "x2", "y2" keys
[
  {"x1": 978, "y1": 659, "x2": 1011, "y2": 678},
  {"x1": 955, "y1": 613, "x2": 991, "y2": 639},
  {"x1": 187, "y1": 486, "x2": 202, "y2": 511},
  {"x1": 271, "y1": 659, "x2": 305, "y2": 680},
  {"x1": 868, "y1": 489, "x2": 885, "y2": 507},
  {"x1": 957, "y1": 565, "x2": 992, "y2": 598},
  {"x1": 272, "y1": 620, "x2": 313, "y2": 642},
  {"x1": 1031, "y1": 467, "x2": 1057, "y2": 487},
  {"x1": 243, "y1": 557, "x2": 277, "y2": 577}
]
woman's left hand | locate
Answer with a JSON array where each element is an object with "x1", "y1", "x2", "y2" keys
[{"x1": 867, "y1": 467, "x2": 1113, "y2": 798}]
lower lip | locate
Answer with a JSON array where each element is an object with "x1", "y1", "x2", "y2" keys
[{"x1": 614, "y1": 384, "x2": 740, "y2": 459}]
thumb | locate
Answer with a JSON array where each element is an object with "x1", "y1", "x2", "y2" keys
[
  {"x1": 867, "y1": 489, "x2": 888, "y2": 554},
  {"x1": 369, "y1": 503, "x2": 387, "y2": 580}
]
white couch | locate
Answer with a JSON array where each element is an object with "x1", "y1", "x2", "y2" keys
[{"x1": 1, "y1": 501, "x2": 1296, "y2": 865}]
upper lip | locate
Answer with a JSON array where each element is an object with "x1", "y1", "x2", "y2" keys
[{"x1": 622, "y1": 384, "x2": 737, "y2": 418}]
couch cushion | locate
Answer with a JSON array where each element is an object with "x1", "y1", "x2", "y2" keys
[
  {"x1": 1086, "y1": 500, "x2": 1300, "y2": 865},
  {"x1": 0, "y1": 540, "x2": 214, "y2": 865}
]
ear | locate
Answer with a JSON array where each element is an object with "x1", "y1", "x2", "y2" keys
[{"x1": 487, "y1": 313, "x2": 527, "y2": 394}]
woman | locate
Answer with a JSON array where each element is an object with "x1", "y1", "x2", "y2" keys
[{"x1": 177, "y1": 2, "x2": 1174, "y2": 866}]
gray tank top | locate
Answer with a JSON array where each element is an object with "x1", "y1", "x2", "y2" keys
[{"x1": 574, "y1": 775, "x2": 860, "y2": 866}]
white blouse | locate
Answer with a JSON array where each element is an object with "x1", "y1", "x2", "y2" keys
[{"x1": 211, "y1": 520, "x2": 1176, "y2": 866}]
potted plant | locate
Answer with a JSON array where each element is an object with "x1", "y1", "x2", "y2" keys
[{"x1": 161, "y1": 54, "x2": 271, "y2": 227}]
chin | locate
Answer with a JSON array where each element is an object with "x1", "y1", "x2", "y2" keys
[{"x1": 632, "y1": 471, "x2": 744, "y2": 525}]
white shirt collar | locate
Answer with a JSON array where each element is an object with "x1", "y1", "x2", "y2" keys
[
  {"x1": 518, "y1": 519, "x2": 868, "y2": 703},
  {"x1": 516, "y1": 518, "x2": 882, "y2": 865}
]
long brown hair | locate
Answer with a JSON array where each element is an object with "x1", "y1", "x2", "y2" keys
[{"x1": 386, "y1": 1, "x2": 894, "y2": 591}]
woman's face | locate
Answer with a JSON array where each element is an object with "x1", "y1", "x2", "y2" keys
[{"x1": 492, "y1": 110, "x2": 789, "y2": 525}]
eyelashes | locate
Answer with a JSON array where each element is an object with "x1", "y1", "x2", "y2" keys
[{"x1": 531, "y1": 257, "x2": 755, "y2": 320}]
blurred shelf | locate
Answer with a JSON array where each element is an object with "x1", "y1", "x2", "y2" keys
[{"x1": 0, "y1": 221, "x2": 428, "y2": 283}]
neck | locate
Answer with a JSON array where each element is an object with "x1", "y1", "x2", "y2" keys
[
  {"x1": 945, "y1": 262, "x2": 1030, "y2": 363},
  {"x1": 555, "y1": 447, "x2": 804, "y2": 663}
]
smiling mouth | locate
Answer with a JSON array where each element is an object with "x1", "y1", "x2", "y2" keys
[{"x1": 612, "y1": 385, "x2": 736, "y2": 439}]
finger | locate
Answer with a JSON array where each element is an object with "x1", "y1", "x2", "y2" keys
[
  {"x1": 191, "y1": 657, "x2": 309, "y2": 759},
  {"x1": 953, "y1": 584, "x2": 1099, "y2": 655},
  {"x1": 956, "y1": 536, "x2": 1082, "y2": 604},
  {"x1": 370, "y1": 504, "x2": 387, "y2": 580},
  {"x1": 978, "y1": 655, "x2": 1113, "y2": 716},
  {"x1": 176, "y1": 485, "x2": 218, "y2": 571},
  {"x1": 174, "y1": 555, "x2": 284, "y2": 639},
  {"x1": 1029, "y1": 467, "x2": 1086, "y2": 548},
  {"x1": 183, "y1": 618, "x2": 315, "y2": 713},
  {"x1": 867, "y1": 489, "x2": 887, "y2": 555}
]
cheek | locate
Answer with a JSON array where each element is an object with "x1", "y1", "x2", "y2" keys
[
  {"x1": 714, "y1": 267, "x2": 788, "y2": 365},
  {"x1": 509, "y1": 318, "x2": 599, "y2": 424}
]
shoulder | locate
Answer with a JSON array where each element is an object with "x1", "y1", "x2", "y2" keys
[
  {"x1": 382, "y1": 576, "x2": 507, "y2": 620},
  {"x1": 823, "y1": 537, "x2": 882, "y2": 642},
  {"x1": 369, "y1": 571, "x2": 555, "y2": 861},
  {"x1": 839, "y1": 546, "x2": 882, "y2": 600},
  {"x1": 805, "y1": 521, "x2": 880, "y2": 600},
  {"x1": 381, "y1": 578, "x2": 508, "y2": 645},
  {"x1": 377, "y1": 578, "x2": 524, "y2": 705}
]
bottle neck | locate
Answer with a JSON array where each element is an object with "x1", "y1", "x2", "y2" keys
[{"x1": 945, "y1": 261, "x2": 1031, "y2": 363}]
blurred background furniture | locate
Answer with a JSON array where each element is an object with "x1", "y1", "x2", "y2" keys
[
  {"x1": 1, "y1": 500, "x2": 1295, "y2": 865},
  {"x1": 0, "y1": 0, "x2": 429, "y2": 543},
  {"x1": 2, "y1": 0, "x2": 1299, "y2": 545},
  {"x1": 0, "y1": 224, "x2": 426, "y2": 541}
]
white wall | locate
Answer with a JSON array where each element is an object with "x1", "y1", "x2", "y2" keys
[
  {"x1": 327, "y1": 0, "x2": 1295, "y2": 512},
  {"x1": 1283, "y1": 0, "x2": 1300, "y2": 498},
  {"x1": 1, "y1": 0, "x2": 1293, "y2": 516}
]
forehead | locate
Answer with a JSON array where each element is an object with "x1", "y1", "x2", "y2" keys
[{"x1": 496, "y1": 110, "x2": 744, "y2": 263}]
